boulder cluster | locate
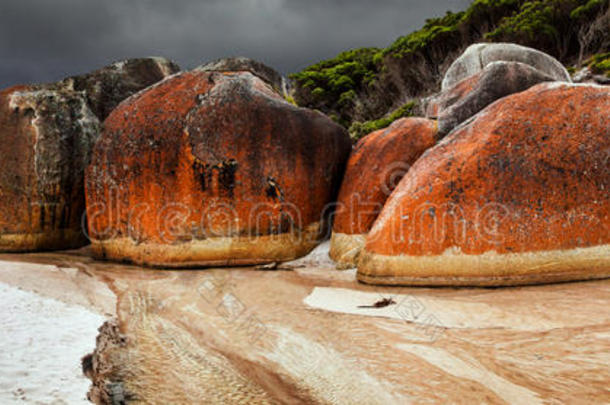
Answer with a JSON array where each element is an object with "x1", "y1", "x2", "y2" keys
[
  {"x1": 1, "y1": 43, "x2": 608, "y2": 286},
  {"x1": 332, "y1": 43, "x2": 609, "y2": 286}
]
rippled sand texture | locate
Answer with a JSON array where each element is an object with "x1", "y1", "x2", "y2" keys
[{"x1": 0, "y1": 248, "x2": 608, "y2": 404}]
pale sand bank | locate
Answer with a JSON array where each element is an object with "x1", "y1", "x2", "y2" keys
[{"x1": 0, "y1": 282, "x2": 105, "y2": 404}]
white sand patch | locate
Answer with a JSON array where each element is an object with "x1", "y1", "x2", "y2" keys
[
  {"x1": 280, "y1": 240, "x2": 337, "y2": 269},
  {"x1": 303, "y1": 287, "x2": 570, "y2": 331},
  {"x1": 0, "y1": 282, "x2": 105, "y2": 404},
  {"x1": 281, "y1": 241, "x2": 358, "y2": 282}
]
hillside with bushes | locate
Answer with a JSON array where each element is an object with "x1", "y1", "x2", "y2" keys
[{"x1": 290, "y1": 0, "x2": 609, "y2": 139}]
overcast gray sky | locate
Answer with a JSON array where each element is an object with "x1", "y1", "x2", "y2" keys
[{"x1": 0, "y1": 0, "x2": 470, "y2": 87}]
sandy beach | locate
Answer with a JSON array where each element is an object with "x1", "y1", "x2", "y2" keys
[{"x1": 0, "y1": 246, "x2": 608, "y2": 404}]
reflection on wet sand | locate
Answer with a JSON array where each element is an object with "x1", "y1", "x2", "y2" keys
[{"x1": 0, "y1": 247, "x2": 608, "y2": 404}]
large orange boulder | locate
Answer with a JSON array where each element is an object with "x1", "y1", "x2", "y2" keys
[
  {"x1": 0, "y1": 85, "x2": 100, "y2": 252},
  {"x1": 86, "y1": 69, "x2": 351, "y2": 267},
  {"x1": 358, "y1": 83, "x2": 610, "y2": 286},
  {"x1": 330, "y1": 118, "x2": 438, "y2": 268}
]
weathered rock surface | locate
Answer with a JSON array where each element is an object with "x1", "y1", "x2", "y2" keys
[
  {"x1": 3, "y1": 249, "x2": 609, "y2": 404},
  {"x1": 330, "y1": 118, "x2": 437, "y2": 268},
  {"x1": 441, "y1": 42, "x2": 571, "y2": 90},
  {"x1": 428, "y1": 61, "x2": 555, "y2": 135},
  {"x1": 359, "y1": 82, "x2": 610, "y2": 286},
  {"x1": 0, "y1": 58, "x2": 177, "y2": 253},
  {"x1": 572, "y1": 66, "x2": 610, "y2": 85},
  {"x1": 58, "y1": 57, "x2": 180, "y2": 121},
  {"x1": 86, "y1": 69, "x2": 351, "y2": 267},
  {"x1": 199, "y1": 57, "x2": 286, "y2": 96},
  {"x1": 0, "y1": 85, "x2": 100, "y2": 252}
]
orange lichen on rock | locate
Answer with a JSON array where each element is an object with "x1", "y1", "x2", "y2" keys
[
  {"x1": 0, "y1": 85, "x2": 100, "y2": 252},
  {"x1": 358, "y1": 82, "x2": 610, "y2": 286},
  {"x1": 85, "y1": 69, "x2": 351, "y2": 267},
  {"x1": 330, "y1": 118, "x2": 438, "y2": 268}
]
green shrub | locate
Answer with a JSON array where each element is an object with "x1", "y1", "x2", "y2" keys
[
  {"x1": 570, "y1": 0, "x2": 606, "y2": 18},
  {"x1": 486, "y1": 1, "x2": 558, "y2": 41},
  {"x1": 338, "y1": 90, "x2": 357, "y2": 106},
  {"x1": 383, "y1": 10, "x2": 466, "y2": 58},
  {"x1": 290, "y1": 48, "x2": 379, "y2": 99},
  {"x1": 348, "y1": 101, "x2": 418, "y2": 141},
  {"x1": 384, "y1": 0, "x2": 524, "y2": 58},
  {"x1": 484, "y1": 0, "x2": 590, "y2": 43},
  {"x1": 290, "y1": 47, "x2": 381, "y2": 123},
  {"x1": 485, "y1": 0, "x2": 608, "y2": 58},
  {"x1": 312, "y1": 87, "x2": 326, "y2": 98},
  {"x1": 586, "y1": 52, "x2": 610, "y2": 76}
]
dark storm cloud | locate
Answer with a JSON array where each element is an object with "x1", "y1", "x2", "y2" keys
[{"x1": 0, "y1": 0, "x2": 471, "y2": 87}]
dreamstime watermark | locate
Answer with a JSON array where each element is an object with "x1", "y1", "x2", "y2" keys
[
  {"x1": 81, "y1": 184, "x2": 517, "y2": 252},
  {"x1": 83, "y1": 185, "x2": 315, "y2": 244}
]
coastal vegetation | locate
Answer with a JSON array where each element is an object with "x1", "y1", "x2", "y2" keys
[{"x1": 290, "y1": 0, "x2": 609, "y2": 139}]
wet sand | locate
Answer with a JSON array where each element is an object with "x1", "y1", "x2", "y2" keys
[{"x1": 0, "y1": 245, "x2": 608, "y2": 404}]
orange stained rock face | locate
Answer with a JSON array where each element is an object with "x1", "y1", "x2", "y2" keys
[
  {"x1": 0, "y1": 85, "x2": 99, "y2": 251},
  {"x1": 365, "y1": 83, "x2": 610, "y2": 257},
  {"x1": 85, "y1": 70, "x2": 351, "y2": 265},
  {"x1": 0, "y1": 85, "x2": 38, "y2": 237},
  {"x1": 333, "y1": 118, "x2": 438, "y2": 236}
]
